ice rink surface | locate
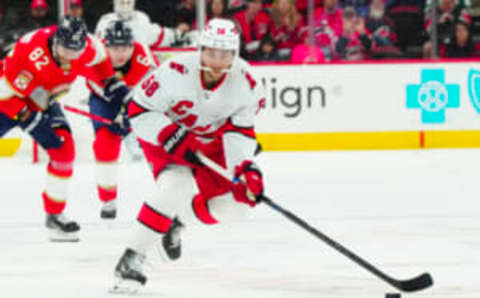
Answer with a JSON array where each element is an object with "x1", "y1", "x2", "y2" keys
[{"x1": 0, "y1": 149, "x2": 479, "y2": 298}]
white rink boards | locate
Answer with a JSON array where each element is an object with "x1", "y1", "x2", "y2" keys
[{"x1": 0, "y1": 150, "x2": 479, "y2": 298}]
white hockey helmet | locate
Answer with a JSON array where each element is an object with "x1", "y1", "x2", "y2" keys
[
  {"x1": 199, "y1": 18, "x2": 240, "y2": 72},
  {"x1": 114, "y1": 0, "x2": 135, "y2": 19},
  {"x1": 199, "y1": 18, "x2": 240, "y2": 53}
]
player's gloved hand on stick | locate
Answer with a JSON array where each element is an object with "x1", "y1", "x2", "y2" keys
[
  {"x1": 232, "y1": 160, "x2": 264, "y2": 207},
  {"x1": 17, "y1": 107, "x2": 63, "y2": 149},
  {"x1": 157, "y1": 123, "x2": 201, "y2": 165},
  {"x1": 104, "y1": 77, "x2": 130, "y2": 117},
  {"x1": 111, "y1": 108, "x2": 131, "y2": 136}
]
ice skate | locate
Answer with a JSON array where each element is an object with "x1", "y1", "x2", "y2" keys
[
  {"x1": 111, "y1": 248, "x2": 147, "y2": 294},
  {"x1": 157, "y1": 217, "x2": 184, "y2": 261},
  {"x1": 100, "y1": 200, "x2": 117, "y2": 219},
  {"x1": 45, "y1": 213, "x2": 80, "y2": 242}
]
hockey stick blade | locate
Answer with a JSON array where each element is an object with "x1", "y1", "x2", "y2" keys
[
  {"x1": 391, "y1": 272, "x2": 433, "y2": 292},
  {"x1": 195, "y1": 152, "x2": 434, "y2": 293}
]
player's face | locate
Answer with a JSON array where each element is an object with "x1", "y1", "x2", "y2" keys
[
  {"x1": 201, "y1": 47, "x2": 234, "y2": 79},
  {"x1": 56, "y1": 44, "x2": 84, "y2": 62},
  {"x1": 107, "y1": 45, "x2": 134, "y2": 68}
]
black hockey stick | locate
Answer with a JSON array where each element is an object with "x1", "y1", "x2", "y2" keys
[
  {"x1": 259, "y1": 196, "x2": 433, "y2": 292},
  {"x1": 195, "y1": 152, "x2": 434, "y2": 293}
]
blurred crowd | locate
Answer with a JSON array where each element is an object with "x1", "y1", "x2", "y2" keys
[{"x1": 1, "y1": 0, "x2": 480, "y2": 63}]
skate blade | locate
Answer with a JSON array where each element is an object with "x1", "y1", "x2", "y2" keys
[
  {"x1": 48, "y1": 229, "x2": 79, "y2": 242},
  {"x1": 110, "y1": 278, "x2": 143, "y2": 294}
]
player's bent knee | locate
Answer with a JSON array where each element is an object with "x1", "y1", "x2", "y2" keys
[
  {"x1": 145, "y1": 165, "x2": 197, "y2": 218},
  {"x1": 93, "y1": 127, "x2": 122, "y2": 162}
]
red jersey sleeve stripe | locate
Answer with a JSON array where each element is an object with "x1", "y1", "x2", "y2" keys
[{"x1": 151, "y1": 27, "x2": 166, "y2": 49}]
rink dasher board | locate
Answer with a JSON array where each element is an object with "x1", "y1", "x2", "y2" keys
[{"x1": 3, "y1": 60, "x2": 480, "y2": 158}]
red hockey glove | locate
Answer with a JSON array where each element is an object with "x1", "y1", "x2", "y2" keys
[
  {"x1": 232, "y1": 160, "x2": 264, "y2": 207},
  {"x1": 157, "y1": 123, "x2": 201, "y2": 165}
]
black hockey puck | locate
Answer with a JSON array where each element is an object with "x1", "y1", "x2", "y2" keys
[{"x1": 385, "y1": 293, "x2": 401, "y2": 298}]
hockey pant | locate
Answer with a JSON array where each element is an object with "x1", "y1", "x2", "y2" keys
[{"x1": 127, "y1": 139, "x2": 251, "y2": 255}]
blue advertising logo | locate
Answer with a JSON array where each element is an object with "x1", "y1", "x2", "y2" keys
[
  {"x1": 468, "y1": 69, "x2": 480, "y2": 114},
  {"x1": 406, "y1": 69, "x2": 460, "y2": 124}
]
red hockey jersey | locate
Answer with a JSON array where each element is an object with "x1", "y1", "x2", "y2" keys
[
  {"x1": 87, "y1": 41, "x2": 157, "y2": 97},
  {"x1": 0, "y1": 26, "x2": 115, "y2": 118}
]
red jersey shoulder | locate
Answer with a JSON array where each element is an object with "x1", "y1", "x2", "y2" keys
[
  {"x1": 132, "y1": 42, "x2": 155, "y2": 68},
  {"x1": 10, "y1": 27, "x2": 55, "y2": 69},
  {"x1": 5, "y1": 27, "x2": 55, "y2": 94},
  {"x1": 122, "y1": 42, "x2": 154, "y2": 87}
]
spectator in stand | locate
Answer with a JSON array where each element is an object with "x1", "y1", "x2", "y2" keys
[
  {"x1": 335, "y1": 6, "x2": 372, "y2": 60},
  {"x1": 291, "y1": 30, "x2": 327, "y2": 63},
  {"x1": 386, "y1": 0, "x2": 426, "y2": 56},
  {"x1": 176, "y1": 0, "x2": 196, "y2": 31},
  {"x1": 314, "y1": 0, "x2": 343, "y2": 39},
  {"x1": 69, "y1": 0, "x2": 84, "y2": 18},
  {"x1": 27, "y1": 0, "x2": 56, "y2": 30},
  {"x1": 253, "y1": 35, "x2": 281, "y2": 61},
  {"x1": 426, "y1": 0, "x2": 471, "y2": 10},
  {"x1": 295, "y1": 0, "x2": 323, "y2": 17},
  {"x1": 441, "y1": 18, "x2": 480, "y2": 57},
  {"x1": 365, "y1": 0, "x2": 403, "y2": 58},
  {"x1": 269, "y1": 0, "x2": 304, "y2": 60},
  {"x1": 233, "y1": 0, "x2": 271, "y2": 59},
  {"x1": 341, "y1": 0, "x2": 369, "y2": 16},
  {"x1": 207, "y1": 0, "x2": 230, "y2": 20},
  {"x1": 423, "y1": 0, "x2": 471, "y2": 57},
  {"x1": 311, "y1": 0, "x2": 343, "y2": 60},
  {"x1": 188, "y1": 0, "x2": 231, "y2": 29},
  {"x1": 229, "y1": 0, "x2": 248, "y2": 14}
]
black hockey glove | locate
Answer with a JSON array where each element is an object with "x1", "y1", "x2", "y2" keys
[
  {"x1": 111, "y1": 107, "x2": 131, "y2": 137},
  {"x1": 104, "y1": 77, "x2": 130, "y2": 118},
  {"x1": 18, "y1": 107, "x2": 63, "y2": 149}
]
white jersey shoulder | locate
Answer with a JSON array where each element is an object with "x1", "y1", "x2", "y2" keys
[{"x1": 134, "y1": 52, "x2": 264, "y2": 134}]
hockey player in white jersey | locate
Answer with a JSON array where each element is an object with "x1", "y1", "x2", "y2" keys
[
  {"x1": 95, "y1": 0, "x2": 195, "y2": 49},
  {"x1": 111, "y1": 18, "x2": 266, "y2": 292}
]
